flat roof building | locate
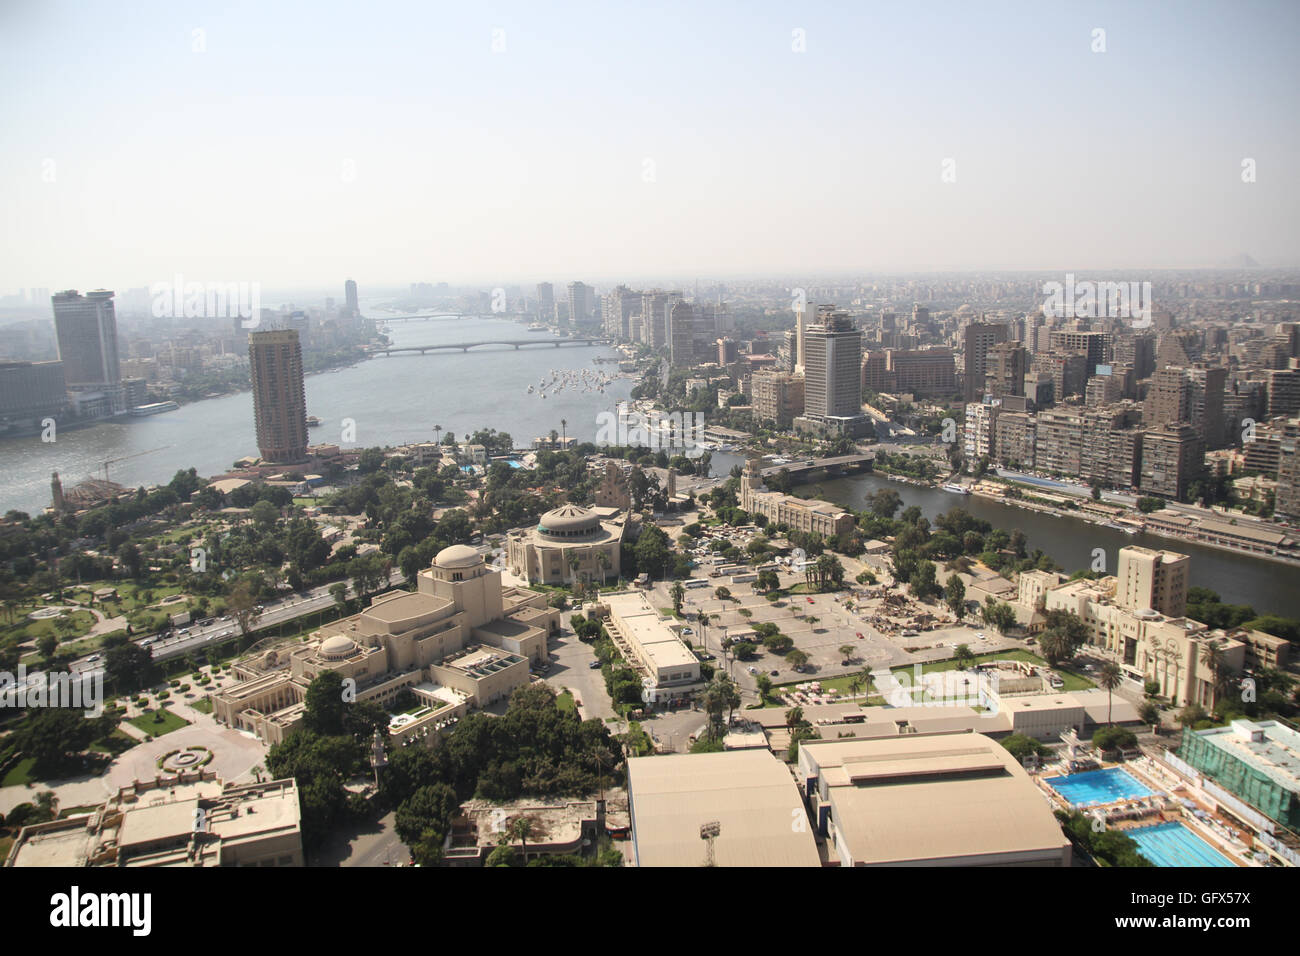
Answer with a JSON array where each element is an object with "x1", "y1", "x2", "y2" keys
[
  {"x1": 626, "y1": 750, "x2": 820, "y2": 867},
  {"x1": 598, "y1": 591, "x2": 701, "y2": 697},
  {"x1": 797, "y1": 734, "x2": 1072, "y2": 866},
  {"x1": 6, "y1": 773, "x2": 303, "y2": 868}
]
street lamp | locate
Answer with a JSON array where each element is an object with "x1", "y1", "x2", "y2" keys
[{"x1": 700, "y1": 820, "x2": 721, "y2": 867}]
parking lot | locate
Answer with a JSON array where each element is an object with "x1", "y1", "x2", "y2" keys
[{"x1": 648, "y1": 561, "x2": 1019, "y2": 699}]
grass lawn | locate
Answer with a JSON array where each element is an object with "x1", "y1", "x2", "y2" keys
[
  {"x1": 189, "y1": 698, "x2": 214, "y2": 715},
  {"x1": 128, "y1": 708, "x2": 190, "y2": 738},
  {"x1": 890, "y1": 648, "x2": 1094, "y2": 691},
  {"x1": 1, "y1": 756, "x2": 36, "y2": 788},
  {"x1": 556, "y1": 691, "x2": 577, "y2": 715},
  {"x1": 89, "y1": 729, "x2": 138, "y2": 755}
]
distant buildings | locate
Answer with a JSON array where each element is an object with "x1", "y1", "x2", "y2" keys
[
  {"x1": 795, "y1": 307, "x2": 870, "y2": 438},
  {"x1": 51, "y1": 289, "x2": 124, "y2": 416},
  {"x1": 750, "y1": 369, "x2": 805, "y2": 428},
  {"x1": 0, "y1": 360, "x2": 67, "y2": 426},
  {"x1": 536, "y1": 282, "x2": 554, "y2": 320},
  {"x1": 344, "y1": 278, "x2": 359, "y2": 317},
  {"x1": 668, "y1": 300, "x2": 695, "y2": 367},
  {"x1": 248, "y1": 328, "x2": 308, "y2": 464},
  {"x1": 567, "y1": 281, "x2": 594, "y2": 327},
  {"x1": 962, "y1": 321, "x2": 1007, "y2": 402}
]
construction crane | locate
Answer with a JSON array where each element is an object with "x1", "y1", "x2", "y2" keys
[{"x1": 97, "y1": 445, "x2": 171, "y2": 483}]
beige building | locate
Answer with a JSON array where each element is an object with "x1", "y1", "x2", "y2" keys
[
  {"x1": 1116, "y1": 545, "x2": 1190, "y2": 617},
  {"x1": 750, "y1": 369, "x2": 805, "y2": 428},
  {"x1": 738, "y1": 461, "x2": 854, "y2": 538},
  {"x1": 626, "y1": 750, "x2": 820, "y2": 867},
  {"x1": 595, "y1": 591, "x2": 702, "y2": 698},
  {"x1": 1044, "y1": 574, "x2": 1245, "y2": 707},
  {"x1": 215, "y1": 545, "x2": 558, "y2": 744},
  {"x1": 506, "y1": 504, "x2": 628, "y2": 586},
  {"x1": 797, "y1": 734, "x2": 1071, "y2": 866},
  {"x1": 6, "y1": 773, "x2": 303, "y2": 868}
]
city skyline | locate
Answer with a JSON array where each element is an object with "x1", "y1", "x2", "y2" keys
[{"x1": 3, "y1": 1, "x2": 1300, "y2": 289}]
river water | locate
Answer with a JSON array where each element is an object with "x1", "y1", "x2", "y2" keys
[
  {"x1": 808, "y1": 473, "x2": 1300, "y2": 619},
  {"x1": 0, "y1": 316, "x2": 633, "y2": 515}
]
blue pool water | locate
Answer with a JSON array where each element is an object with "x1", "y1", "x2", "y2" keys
[
  {"x1": 1128, "y1": 822, "x2": 1235, "y2": 867},
  {"x1": 1046, "y1": 768, "x2": 1155, "y2": 806}
]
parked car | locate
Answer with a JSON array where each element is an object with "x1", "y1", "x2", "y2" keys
[{"x1": 588, "y1": 660, "x2": 602, "y2": 669}]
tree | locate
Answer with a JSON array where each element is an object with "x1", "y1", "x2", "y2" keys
[
  {"x1": 1000, "y1": 733, "x2": 1049, "y2": 762},
  {"x1": 1176, "y1": 703, "x2": 1208, "y2": 728},
  {"x1": 785, "y1": 649, "x2": 809, "y2": 671},
  {"x1": 1199, "y1": 642, "x2": 1227, "y2": 709},
  {"x1": 669, "y1": 581, "x2": 685, "y2": 616},
  {"x1": 755, "y1": 673, "x2": 773, "y2": 703},
  {"x1": 784, "y1": 706, "x2": 803, "y2": 732},
  {"x1": 944, "y1": 574, "x2": 966, "y2": 619},
  {"x1": 303, "y1": 671, "x2": 348, "y2": 736},
  {"x1": 1098, "y1": 661, "x2": 1123, "y2": 725},
  {"x1": 117, "y1": 542, "x2": 143, "y2": 579},
  {"x1": 395, "y1": 783, "x2": 460, "y2": 861},
  {"x1": 227, "y1": 579, "x2": 262, "y2": 637},
  {"x1": 953, "y1": 643, "x2": 975, "y2": 672},
  {"x1": 909, "y1": 560, "x2": 938, "y2": 600},
  {"x1": 838, "y1": 644, "x2": 855, "y2": 664}
]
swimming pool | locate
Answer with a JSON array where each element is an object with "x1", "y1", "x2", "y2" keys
[
  {"x1": 1127, "y1": 822, "x2": 1235, "y2": 867},
  {"x1": 1046, "y1": 768, "x2": 1155, "y2": 806}
]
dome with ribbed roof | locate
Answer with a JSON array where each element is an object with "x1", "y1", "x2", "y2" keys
[{"x1": 538, "y1": 504, "x2": 601, "y2": 539}]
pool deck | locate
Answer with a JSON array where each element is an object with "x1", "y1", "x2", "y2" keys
[{"x1": 1034, "y1": 757, "x2": 1253, "y2": 867}]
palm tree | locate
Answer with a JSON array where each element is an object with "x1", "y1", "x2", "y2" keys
[
  {"x1": 1098, "y1": 661, "x2": 1123, "y2": 725},
  {"x1": 433, "y1": 424, "x2": 442, "y2": 447},
  {"x1": 595, "y1": 550, "x2": 611, "y2": 583},
  {"x1": 250, "y1": 763, "x2": 266, "y2": 783},
  {"x1": 670, "y1": 581, "x2": 685, "y2": 616},
  {"x1": 1199, "y1": 642, "x2": 1227, "y2": 709},
  {"x1": 847, "y1": 675, "x2": 864, "y2": 702},
  {"x1": 508, "y1": 816, "x2": 534, "y2": 864},
  {"x1": 560, "y1": 418, "x2": 567, "y2": 448}
]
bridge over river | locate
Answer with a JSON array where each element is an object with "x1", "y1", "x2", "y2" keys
[{"x1": 368, "y1": 336, "x2": 607, "y2": 355}]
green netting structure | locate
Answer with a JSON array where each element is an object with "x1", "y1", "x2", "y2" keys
[{"x1": 1178, "y1": 723, "x2": 1300, "y2": 829}]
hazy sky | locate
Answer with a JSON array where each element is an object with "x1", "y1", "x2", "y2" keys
[{"x1": 2, "y1": 0, "x2": 1298, "y2": 292}]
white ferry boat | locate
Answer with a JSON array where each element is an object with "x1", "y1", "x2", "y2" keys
[
  {"x1": 129, "y1": 401, "x2": 179, "y2": 417},
  {"x1": 942, "y1": 483, "x2": 970, "y2": 494}
]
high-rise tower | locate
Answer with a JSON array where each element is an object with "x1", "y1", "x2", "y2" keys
[{"x1": 249, "y1": 329, "x2": 308, "y2": 463}]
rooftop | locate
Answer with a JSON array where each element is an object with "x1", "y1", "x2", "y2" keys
[{"x1": 627, "y1": 750, "x2": 820, "y2": 867}]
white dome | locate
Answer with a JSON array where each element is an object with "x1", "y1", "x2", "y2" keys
[
  {"x1": 320, "y1": 635, "x2": 358, "y2": 659},
  {"x1": 434, "y1": 544, "x2": 482, "y2": 569}
]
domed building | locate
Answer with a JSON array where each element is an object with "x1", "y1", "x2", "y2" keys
[
  {"x1": 215, "y1": 544, "x2": 560, "y2": 745},
  {"x1": 506, "y1": 503, "x2": 628, "y2": 586}
]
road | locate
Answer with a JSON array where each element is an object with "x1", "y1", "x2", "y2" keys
[{"x1": 63, "y1": 569, "x2": 408, "y2": 681}]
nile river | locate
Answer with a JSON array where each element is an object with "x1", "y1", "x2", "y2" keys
[
  {"x1": 0, "y1": 316, "x2": 633, "y2": 515},
  {"x1": 810, "y1": 473, "x2": 1300, "y2": 619}
]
